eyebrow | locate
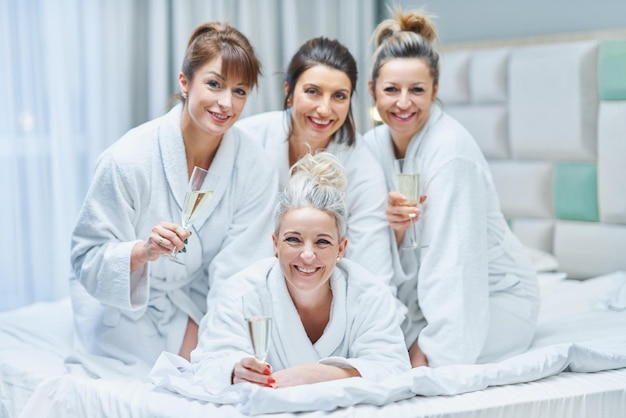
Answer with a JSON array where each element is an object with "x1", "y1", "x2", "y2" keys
[
  {"x1": 206, "y1": 71, "x2": 225, "y2": 81},
  {"x1": 282, "y1": 231, "x2": 335, "y2": 240}
]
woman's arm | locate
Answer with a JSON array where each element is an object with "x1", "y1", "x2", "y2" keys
[{"x1": 271, "y1": 363, "x2": 359, "y2": 388}]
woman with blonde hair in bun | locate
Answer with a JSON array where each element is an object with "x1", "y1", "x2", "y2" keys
[
  {"x1": 191, "y1": 152, "x2": 410, "y2": 389},
  {"x1": 364, "y1": 8, "x2": 540, "y2": 368}
]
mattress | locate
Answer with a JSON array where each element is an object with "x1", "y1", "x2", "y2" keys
[{"x1": 2, "y1": 271, "x2": 626, "y2": 418}]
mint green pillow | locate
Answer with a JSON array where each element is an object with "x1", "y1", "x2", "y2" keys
[
  {"x1": 553, "y1": 163, "x2": 599, "y2": 222},
  {"x1": 598, "y1": 39, "x2": 626, "y2": 100}
]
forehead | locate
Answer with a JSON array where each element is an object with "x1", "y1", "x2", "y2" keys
[
  {"x1": 378, "y1": 58, "x2": 432, "y2": 82},
  {"x1": 279, "y1": 207, "x2": 338, "y2": 236},
  {"x1": 296, "y1": 65, "x2": 352, "y2": 90},
  {"x1": 194, "y1": 55, "x2": 249, "y2": 85}
]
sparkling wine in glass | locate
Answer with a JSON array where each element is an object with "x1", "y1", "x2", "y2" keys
[
  {"x1": 394, "y1": 158, "x2": 420, "y2": 249},
  {"x1": 242, "y1": 288, "x2": 272, "y2": 362},
  {"x1": 168, "y1": 166, "x2": 218, "y2": 265}
]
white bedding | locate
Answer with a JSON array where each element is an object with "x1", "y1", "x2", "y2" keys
[{"x1": 2, "y1": 271, "x2": 626, "y2": 418}]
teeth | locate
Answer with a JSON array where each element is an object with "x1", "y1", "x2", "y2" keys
[
  {"x1": 396, "y1": 113, "x2": 412, "y2": 119},
  {"x1": 296, "y1": 266, "x2": 316, "y2": 273},
  {"x1": 211, "y1": 112, "x2": 228, "y2": 120},
  {"x1": 311, "y1": 118, "x2": 330, "y2": 126}
]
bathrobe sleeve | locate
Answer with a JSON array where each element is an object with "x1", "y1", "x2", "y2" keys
[
  {"x1": 70, "y1": 147, "x2": 151, "y2": 311},
  {"x1": 339, "y1": 289, "x2": 411, "y2": 380},
  {"x1": 205, "y1": 140, "x2": 278, "y2": 296},
  {"x1": 192, "y1": 286, "x2": 252, "y2": 389},
  {"x1": 338, "y1": 140, "x2": 396, "y2": 291},
  {"x1": 320, "y1": 260, "x2": 410, "y2": 380},
  {"x1": 416, "y1": 154, "x2": 490, "y2": 367},
  {"x1": 193, "y1": 258, "x2": 277, "y2": 390}
]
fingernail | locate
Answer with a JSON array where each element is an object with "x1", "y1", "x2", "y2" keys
[
  {"x1": 182, "y1": 247, "x2": 187, "y2": 253},
  {"x1": 184, "y1": 238, "x2": 188, "y2": 244},
  {"x1": 267, "y1": 378, "x2": 276, "y2": 384},
  {"x1": 188, "y1": 231, "x2": 193, "y2": 236},
  {"x1": 263, "y1": 368, "x2": 271, "y2": 376}
]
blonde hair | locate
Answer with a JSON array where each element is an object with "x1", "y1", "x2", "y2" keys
[
  {"x1": 275, "y1": 152, "x2": 348, "y2": 238},
  {"x1": 370, "y1": 8, "x2": 440, "y2": 91}
]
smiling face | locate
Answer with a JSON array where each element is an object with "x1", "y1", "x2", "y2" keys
[
  {"x1": 286, "y1": 64, "x2": 352, "y2": 151},
  {"x1": 273, "y1": 207, "x2": 347, "y2": 297},
  {"x1": 179, "y1": 55, "x2": 250, "y2": 141},
  {"x1": 370, "y1": 57, "x2": 438, "y2": 145}
]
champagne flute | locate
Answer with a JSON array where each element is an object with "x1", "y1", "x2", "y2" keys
[
  {"x1": 167, "y1": 166, "x2": 218, "y2": 265},
  {"x1": 394, "y1": 158, "x2": 420, "y2": 249},
  {"x1": 242, "y1": 288, "x2": 273, "y2": 362}
]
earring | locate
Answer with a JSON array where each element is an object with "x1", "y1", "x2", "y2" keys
[
  {"x1": 182, "y1": 92, "x2": 187, "y2": 99},
  {"x1": 336, "y1": 256, "x2": 341, "y2": 263}
]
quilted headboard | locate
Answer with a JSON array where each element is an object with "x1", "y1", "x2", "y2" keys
[{"x1": 438, "y1": 36, "x2": 626, "y2": 279}]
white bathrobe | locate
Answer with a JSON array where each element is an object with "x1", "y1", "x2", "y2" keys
[
  {"x1": 69, "y1": 104, "x2": 278, "y2": 376},
  {"x1": 192, "y1": 257, "x2": 411, "y2": 389},
  {"x1": 236, "y1": 111, "x2": 395, "y2": 288},
  {"x1": 363, "y1": 104, "x2": 540, "y2": 367}
]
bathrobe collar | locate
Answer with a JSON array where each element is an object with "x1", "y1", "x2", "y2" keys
[
  {"x1": 158, "y1": 104, "x2": 235, "y2": 233},
  {"x1": 267, "y1": 261, "x2": 348, "y2": 367}
]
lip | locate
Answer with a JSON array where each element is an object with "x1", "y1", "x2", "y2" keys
[
  {"x1": 294, "y1": 265, "x2": 321, "y2": 275},
  {"x1": 209, "y1": 110, "x2": 231, "y2": 124},
  {"x1": 390, "y1": 111, "x2": 416, "y2": 122},
  {"x1": 308, "y1": 116, "x2": 333, "y2": 129}
]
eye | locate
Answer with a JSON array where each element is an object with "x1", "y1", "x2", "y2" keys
[
  {"x1": 316, "y1": 239, "x2": 331, "y2": 246},
  {"x1": 233, "y1": 88, "x2": 248, "y2": 97},
  {"x1": 383, "y1": 86, "x2": 398, "y2": 93},
  {"x1": 207, "y1": 80, "x2": 221, "y2": 89},
  {"x1": 304, "y1": 87, "x2": 318, "y2": 95},
  {"x1": 334, "y1": 92, "x2": 348, "y2": 100},
  {"x1": 411, "y1": 86, "x2": 425, "y2": 93},
  {"x1": 285, "y1": 236, "x2": 301, "y2": 244}
]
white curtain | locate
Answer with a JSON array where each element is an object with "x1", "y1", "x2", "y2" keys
[{"x1": 0, "y1": 0, "x2": 376, "y2": 311}]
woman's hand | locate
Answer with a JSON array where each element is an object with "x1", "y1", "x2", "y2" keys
[
  {"x1": 271, "y1": 363, "x2": 360, "y2": 388},
  {"x1": 130, "y1": 222, "x2": 190, "y2": 272},
  {"x1": 386, "y1": 192, "x2": 426, "y2": 246},
  {"x1": 409, "y1": 340, "x2": 429, "y2": 368},
  {"x1": 232, "y1": 357, "x2": 275, "y2": 387}
]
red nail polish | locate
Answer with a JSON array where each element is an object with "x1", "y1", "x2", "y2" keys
[
  {"x1": 263, "y1": 368, "x2": 271, "y2": 375},
  {"x1": 267, "y1": 378, "x2": 276, "y2": 384}
]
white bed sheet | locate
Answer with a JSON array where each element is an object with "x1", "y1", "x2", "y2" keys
[{"x1": 2, "y1": 271, "x2": 626, "y2": 418}]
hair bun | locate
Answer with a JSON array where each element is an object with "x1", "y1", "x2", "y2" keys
[{"x1": 290, "y1": 152, "x2": 347, "y2": 192}]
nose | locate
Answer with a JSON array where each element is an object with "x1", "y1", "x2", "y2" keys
[
  {"x1": 316, "y1": 96, "x2": 331, "y2": 117},
  {"x1": 217, "y1": 89, "x2": 232, "y2": 110},
  {"x1": 300, "y1": 244, "x2": 316, "y2": 262},
  {"x1": 396, "y1": 91, "x2": 410, "y2": 109}
]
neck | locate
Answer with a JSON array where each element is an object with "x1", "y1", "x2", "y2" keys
[
  {"x1": 287, "y1": 282, "x2": 332, "y2": 313},
  {"x1": 180, "y1": 112, "x2": 221, "y2": 174},
  {"x1": 390, "y1": 131, "x2": 413, "y2": 159},
  {"x1": 288, "y1": 132, "x2": 332, "y2": 166}
]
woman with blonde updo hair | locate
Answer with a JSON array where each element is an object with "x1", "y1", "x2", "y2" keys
[
  {"x1": 191, "y1": 152, "x2": 410, "y2": 389},
  {"x1": 69, "y1": 21, "x2": 277, "y2": 376},
  {"x1": 364, "y1": 9, "x2": 540, "y2": 368}
]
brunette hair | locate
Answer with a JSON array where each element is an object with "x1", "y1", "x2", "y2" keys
[
  {"x1": 180, "y1": 22, "x2": 261, "y2": 98},
  {"x1": 283, "y1": 37, "x2": 358, "y2": 146}
]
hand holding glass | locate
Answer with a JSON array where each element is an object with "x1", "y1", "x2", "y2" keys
[
  {"x1": 242, "y1": 288, "x2": 273, "y2": 362},
  {"x1": 394, "y1": 158, "x2": 420, "y2": 249},
  {"x1": 167, "y1": 166, "x2": 218, "y2": 264}
]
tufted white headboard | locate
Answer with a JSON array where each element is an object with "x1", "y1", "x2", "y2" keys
[{"x1": 437, "y1": 35, "x2": 626, "y2": 279}]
